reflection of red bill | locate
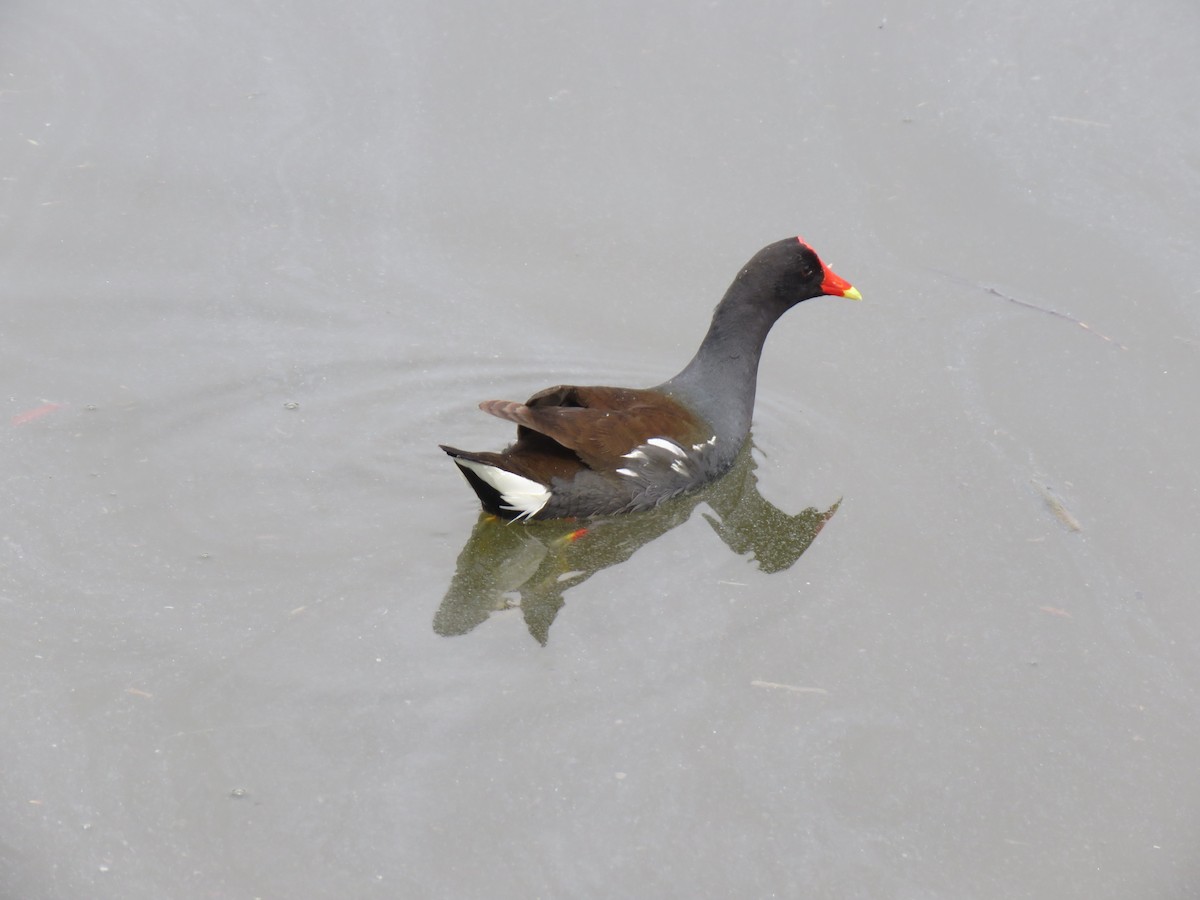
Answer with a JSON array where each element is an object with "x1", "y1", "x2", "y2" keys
[
  {"x1": 556, "y1": 528, "x2": 588, "y2": 546},
  {"x1": 12, "y1": 402, "x2": 63, "y2": 426}
]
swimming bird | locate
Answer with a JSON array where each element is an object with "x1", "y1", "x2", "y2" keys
[{"x1": 440, "y1": 237, "x2": 860, "y2": 521}]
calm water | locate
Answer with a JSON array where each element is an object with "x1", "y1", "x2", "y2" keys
[{"x1": 3, "y1": 1, "x2": 1199, "y2": 897}]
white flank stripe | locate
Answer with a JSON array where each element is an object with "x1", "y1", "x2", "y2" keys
[
  {"x1": 455, "y1": 459, "x2": 551, "y2": 522},
  {"x1": 646, "y1": 437, "x2": 686, "y2": 457},
  {"x1": 621, "y1": 448, "x2": 648, "y2": 461},
  {"x1": 615, "y1": 467, "x2": 639, "y2": 478},
  {"x1": 670, "y1": 459, "x2": 689, "y2": 475}
]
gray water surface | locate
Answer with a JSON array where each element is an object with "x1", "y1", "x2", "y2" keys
[{"x1": 3, "y1": 1, "x2": 1199, "y2": 898}]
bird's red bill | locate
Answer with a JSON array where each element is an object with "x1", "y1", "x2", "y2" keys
[{"x1": 819, "y1": 265, "x2": 858, "y2": 298}]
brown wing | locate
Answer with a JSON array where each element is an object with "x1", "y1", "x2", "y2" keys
[{"x1": 479, "y1": 384, "x2": 710, "y2": 472}]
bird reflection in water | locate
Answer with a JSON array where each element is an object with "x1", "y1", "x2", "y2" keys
[{"x1": 434, "y1": 437, "x2": 839, "y2": 644}]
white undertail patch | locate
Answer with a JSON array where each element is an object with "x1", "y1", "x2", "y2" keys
[
  {"x1": 455, "y1": 458, "x2": 551, "y2": 522},
  {"x1": 646, "y1": 437, "x2": 687, "y2": 457}
]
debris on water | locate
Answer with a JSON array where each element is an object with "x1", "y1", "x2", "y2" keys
[
  {"x1": 1031, "y1": 480, "x2": 1083, "y2": 532},
  {"x1": 1048, "y1": 114, "x2": 1112, "y2": 127},
  {"x1": 283, "y1": 401, "x2": 299, "y2": 410},
  {"x1": 12, "y1": 402, "x2": 63, "y2": 425},
  {"x1": 982, "y1": 286, "x2": 1127, "y2": 349},
  {"x1": 751, "y1": 680, "x2": 828, "y2": 695},
  {"x1": 1039, "y1": 606, "x2": 1072, "y2": 618},
  {"x1": 229, "y1": 788, "x2": 248, "y2": 799}
]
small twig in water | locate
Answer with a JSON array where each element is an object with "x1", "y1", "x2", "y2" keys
[
  {"x1": 751, "y1": 680, "x2": 828, "y2": 695},
  {"x1": 984, "y1": 287, "x2": 1127, "y2": 350},
  {"x1": 1048, "y1": 115, "x2": 1111, "y2": 128}
]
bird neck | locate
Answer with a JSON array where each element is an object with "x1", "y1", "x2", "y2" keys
[{"x1": 662, "y1": 286, "x2": 785, "y2": 444}]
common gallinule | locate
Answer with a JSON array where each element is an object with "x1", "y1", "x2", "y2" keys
[{"x1": 440, "y1": 236, "x2": 860, "y2": 521}]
